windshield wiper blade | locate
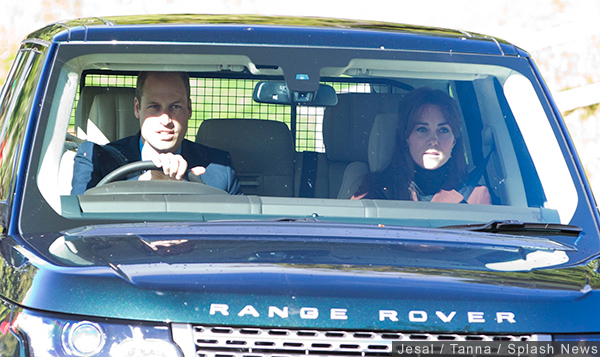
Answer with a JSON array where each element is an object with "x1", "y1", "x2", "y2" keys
[{"x1": 442, "y1": 220, "x2": 582, "y2": 236}]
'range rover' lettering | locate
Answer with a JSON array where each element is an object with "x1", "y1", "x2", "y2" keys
[{"x1": 210, "y1": 304, "x2": 515, "y2": 324}]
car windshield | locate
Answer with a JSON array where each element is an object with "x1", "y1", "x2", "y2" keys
[{"x1": 29, "y1": 41, "x2": 589, "y2": 233}]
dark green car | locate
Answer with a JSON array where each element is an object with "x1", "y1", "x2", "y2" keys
[{"x1": 0, "y1": 14, "x2": 598, "y2": 357}]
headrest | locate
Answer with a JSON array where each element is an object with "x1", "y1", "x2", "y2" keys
[
  {"x1": 196, "y1": 119, "x2": 294, "y2": 175},
  {"x1": 322, "y1": 93, "x2": 403, "y2": 162},
  {"x1": 368, "y1": 113, "x2": 400, "y2": 172},
  {"x1": 86, "y1": 87, "x2": 138, "y2": 143},
  {"x1": 75, "y1": 86, "x2": 109, "y2": 130}
]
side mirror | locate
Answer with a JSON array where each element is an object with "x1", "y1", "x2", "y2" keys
[{"x1": 253, "y1": 81, "x2": 338, "y2": 106}]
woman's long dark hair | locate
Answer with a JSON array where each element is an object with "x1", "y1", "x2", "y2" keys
[{"x1": 355, "y1": 87, "x2": 467, "y2": 200}]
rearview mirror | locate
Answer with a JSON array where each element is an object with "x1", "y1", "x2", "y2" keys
[{"x1": 253, "y1": 81, "x2": 338, "y2": 106}]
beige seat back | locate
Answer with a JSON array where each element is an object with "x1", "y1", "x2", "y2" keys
[
  {"x1": 60, "y1": 87, "x2": 139, "y2": 195},
  {"x1": 196, "y1": 119, "x2": 295, "y2": 197},
  {"x1": 336, "y1": 113, "x2": 401, "y2": 199},
  {"x1": 84, "y1": 87, "x2": 139, "y2": 143},
  {"x1": 322, "y1": 93, "x2": 404, "y2": 198}
]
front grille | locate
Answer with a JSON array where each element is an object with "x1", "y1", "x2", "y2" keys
[{"x1": 171, "y1": 324, "x2": 550, "y2": 357}]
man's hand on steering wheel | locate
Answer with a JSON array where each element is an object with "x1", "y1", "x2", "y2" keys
[
  {"x1": 95, "y1": 161, "x2": 206, "y2": 187},
  {"x1": 139, "y1": 152, "x2": 205, "y2": 181},
  {"x1": 189, "y1": 166, "x2": 206, "y2": 177}
]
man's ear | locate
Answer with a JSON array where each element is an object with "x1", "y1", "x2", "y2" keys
[
  {"x1": 134, "y1": 97, "x2": 140, "y2": 119},
  {"x1": 188, "y1": 99, "x2": 192, "y2": 119}
]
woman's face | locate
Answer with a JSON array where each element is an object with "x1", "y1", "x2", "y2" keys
[{"x1": 407, "y1": 104, "x2": 456, "y2": 170}]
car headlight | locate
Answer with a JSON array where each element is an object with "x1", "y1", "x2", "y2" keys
[
  {"x1": 62, "y1": 321, "x2": 105, "y2": 356},
  {"x1": 12, "y1": 309, "x2": 182, "y2": 357}
]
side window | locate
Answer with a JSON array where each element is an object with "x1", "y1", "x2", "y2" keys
[{"x1": 0, "y1": 49, "x2": 43, "y2": 207}]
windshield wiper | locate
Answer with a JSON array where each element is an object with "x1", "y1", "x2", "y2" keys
[{"x1": 441, "y1": 220, "x2": 582, "y2": 236}]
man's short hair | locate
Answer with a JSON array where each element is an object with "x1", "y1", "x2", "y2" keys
[{"x1": 135, "y1": 71, "x2": 191, "y2": 103}]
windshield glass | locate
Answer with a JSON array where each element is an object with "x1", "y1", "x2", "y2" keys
[{"x1": 28, "y1": 42, "x2": 589, "y2": 233}]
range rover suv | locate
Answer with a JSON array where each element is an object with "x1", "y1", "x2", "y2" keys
[{"x1": 0, "y1": 14, "x2": 598, "y2": 357}]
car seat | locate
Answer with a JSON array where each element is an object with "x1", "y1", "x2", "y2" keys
[{"x1": 196, "y1": 119, "x2": 295, "y2": 197}]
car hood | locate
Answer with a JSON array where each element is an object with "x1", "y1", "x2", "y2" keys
[{"x1": 5, "y1": 221, "x2": 600, "y2": 333}]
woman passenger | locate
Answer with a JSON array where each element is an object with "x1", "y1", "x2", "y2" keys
[{"x1": 352, "y1": 87, "x2": 491, "y2": 204}]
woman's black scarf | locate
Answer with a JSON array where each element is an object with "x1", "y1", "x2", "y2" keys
[{"x1": 412, "y1": 163, "x2": 451, "y2": 197}]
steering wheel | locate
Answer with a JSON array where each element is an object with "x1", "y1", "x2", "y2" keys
[{"x1": 96, "y1": 161, "x2": 206, "y2": 186}]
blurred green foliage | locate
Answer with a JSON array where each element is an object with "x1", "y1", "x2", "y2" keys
[{"x1": 1, "y1": 54, "x2": 16, "y2": 88}]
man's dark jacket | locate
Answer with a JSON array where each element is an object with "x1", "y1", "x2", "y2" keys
[{"x1": 71, "y1": 132, "x2": 240, "y2": 195}]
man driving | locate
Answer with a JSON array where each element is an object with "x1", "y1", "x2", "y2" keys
[{"x1": 71, "y1": 71, "x2": 240, "y2": 195}]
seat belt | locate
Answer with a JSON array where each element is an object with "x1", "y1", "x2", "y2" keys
[
  {"x1": 299, "y1": 151, "x2": 319, "y2": 198},
  {"x1": 460, "y1": 140, "x2": 495, "y2": 202}
]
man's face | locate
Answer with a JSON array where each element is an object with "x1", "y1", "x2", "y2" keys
[{"x1": 134, "y1": 72, "x2": 191, "y2": 153}]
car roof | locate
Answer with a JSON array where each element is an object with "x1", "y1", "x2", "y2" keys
[{"x1": 25, "y1": 14, "x2": 528, "y2": 57}]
